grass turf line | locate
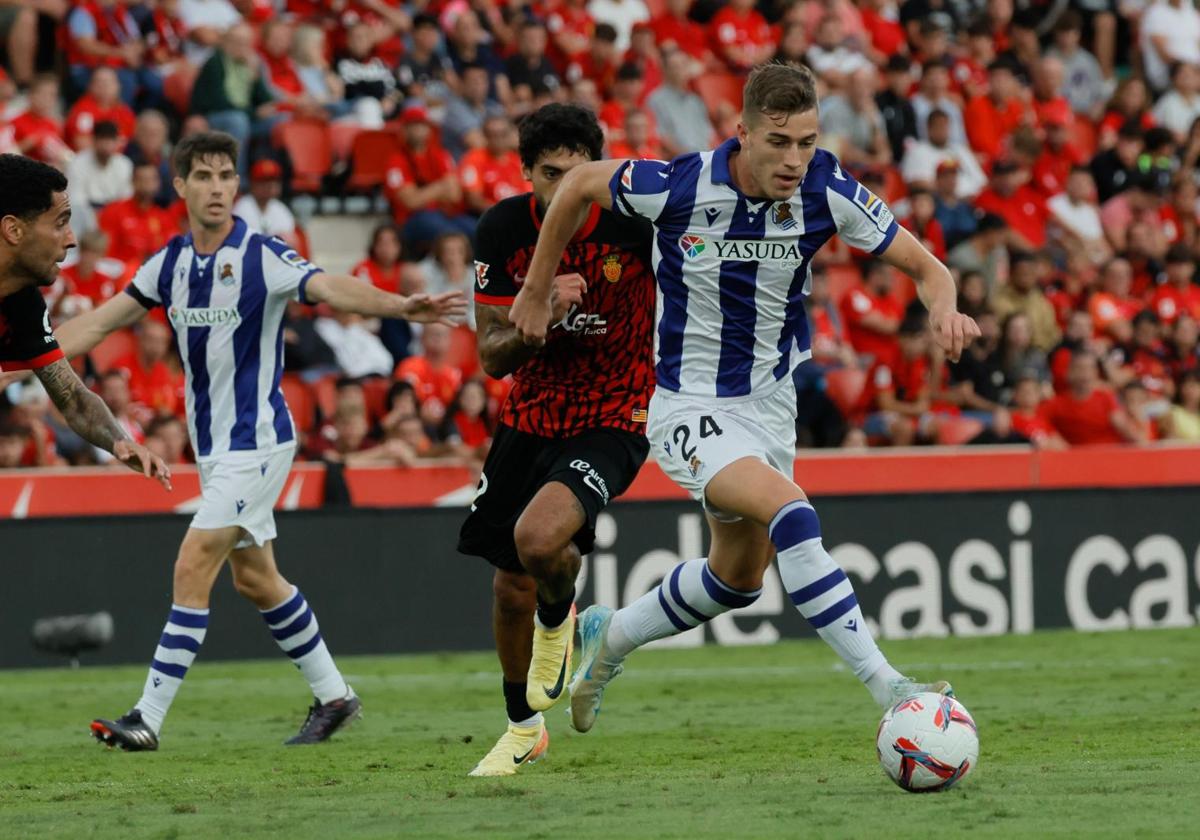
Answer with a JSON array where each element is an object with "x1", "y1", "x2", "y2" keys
[{"x1": 1, "y1": 628, "x2": 1197, "y2": 839}]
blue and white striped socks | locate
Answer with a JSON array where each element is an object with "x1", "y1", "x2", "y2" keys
[
  {"x1": 607, "y1": 558, "x2": 761, "y2": 658},
  {"x1": 260, "y1": 586, "x2": 349, "y2": 704},
  {"x1": 136, "y1": 604, "x2": 209, "y2": 734},
  {"x1": 770, "y1": 500, "x2": 892, "y2": 686}
]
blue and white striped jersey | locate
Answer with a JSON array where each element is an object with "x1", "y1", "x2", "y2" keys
[
  {"x1": 124, "y1": 217, "x2": 321, "y2": 461},
  {"x1": 610, "y1": 140, "x2": 899, "y2": 399}
]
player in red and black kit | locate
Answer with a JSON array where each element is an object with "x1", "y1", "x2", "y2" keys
[
  {"x1": 0, "y1": 154, "x2": 169, "y2": 485},
  {"x1": 458, "y1": 105, "x2": 654, "y2": 776}
]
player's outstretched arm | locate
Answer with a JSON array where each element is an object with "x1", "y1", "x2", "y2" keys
[
  {"x1": 34, "y1": 358, "x2": 172, "y2": 489},
  {"x1": 304, "y1": 273, "x2": 467, "y2": 325},
  {"x1": 56, "y1": 292, "x2": 148, "y2": 359},
  {"x1": 510, "y1": 159, "x2": 625, "y2": 346},
  {"x1": 879, "y1": 227, "x2": 981, "y2": 362}
]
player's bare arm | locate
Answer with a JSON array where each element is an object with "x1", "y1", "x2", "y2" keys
[
  {"x1": 56, "y1": 292, "x2": 147, "y2": 358},
  {"x1": 510, "y1": 159, "x2": 625, "y2": 345},
  {"x1": 34, "y1": 357, "x2": 171, "y2": 489},
  {"x1": 879, "y1": 227, "x2": 981, "y2": 362},
  {"x1": 476, "y1": 273, "x2": 587, "y2": 378},
  {"x1": 304, "y1": 272, "x2": 467, "y2": 325}
]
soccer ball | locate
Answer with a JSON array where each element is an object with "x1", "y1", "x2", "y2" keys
[{"x1": 876, "y1": 692, "x2": 978, "y2": 792}]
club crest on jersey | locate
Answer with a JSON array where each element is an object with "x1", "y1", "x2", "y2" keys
[
  {"x1": 679, "y1": 234, "x2": 706, "y2": 258},
  {"x1": 219, "y1": 263, "x2": 235, "y2": 286},
  {"x1": 688, "y1": 454, "x2": 704, "y2": 479},
  {"x1": 772, "y1": 202, "x2": 798, "y2": 230},
  {"x1": 602, "y1": 254, "x2": 622, "y2": 283},
  {"x1": 853, "y1": 184, "x2": 894, "y2": 233}
]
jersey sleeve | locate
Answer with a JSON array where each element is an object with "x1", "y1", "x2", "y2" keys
[
  {"x1": 825, "y1": 159, "x2": 900, "y2": 255},
  {"x1": 472, "y1": 206, "x2": 519, "y2": 306},
  {"x1": 0, "y1": 287, "x2": 65, "y2": 370},
  {"x1": 124, "y1": 247, "x2": 169, "y2": 309},
  {"x1": 262, "y1": 236, "x2": 324, "y2": 304},
  {"x1": 609, "y1": 158, "x2": 673, "y2": 225}
]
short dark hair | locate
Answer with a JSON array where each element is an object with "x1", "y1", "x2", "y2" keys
[
  {"x1": 743, "y1": 62, "x2": 818, "y2": 124},
  {"x1": 94, "y1": 120, "x2": 120, "y2": 141},
  {"x1": 412, "y1": 12, "x2": 438, "y2": 29},
  {"x1": 173, "y1": 131, "x2": 239, "y2": 179},
  {"x1": 0, "y1": 153, "x2": 68, "y2": 221},
  {"x1": 594, "y1": 22, "x2": 617, "y2": 42},
  {"x1": 517, "y1": 103, "x2": 604, "y2": 169}
]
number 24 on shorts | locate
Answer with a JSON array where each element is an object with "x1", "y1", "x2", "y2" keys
[{"x1": 664, "y1": 415, "x2": 723, "y2": 479}]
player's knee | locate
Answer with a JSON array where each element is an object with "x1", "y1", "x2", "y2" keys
[
  {"x1": 513, "y1": 519, "x2": 571, "y2": 578},
  {"x1": 493, "y1": 571, "x2": 536, "y2": 617},
  {"x1": 230, "y1": 565, "x2": 269, "y2": 602}
]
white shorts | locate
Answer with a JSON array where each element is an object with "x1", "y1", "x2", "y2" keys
[
  {"x1": 190, "y1": 446, "x2": 295, "y2": 548},
  {"x1": 647, "y1": 382, "x2": 797, "y2": 522}
]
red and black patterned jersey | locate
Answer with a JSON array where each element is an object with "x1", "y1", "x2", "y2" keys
[
  {"x1": 474, "y1": 193, "x2": 655, "y2": 437},
  {"x1": 0, "y1": 285, "x2": 64, "y2": 371}
]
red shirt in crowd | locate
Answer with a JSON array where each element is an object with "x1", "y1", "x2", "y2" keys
[
  {"x1": 1150, "y1": 284, "x2": 1200, "y2": 325},
  {"x1": 974, "y1": 185, "x2": 1049, "y2": 248},
  {"x1": 545, "y1": 3, "x2": 594, "y2": 71},
  {"x1": 1089, "y1": 291, "x2": 1144, "y2": 335},
  {"x1": 261, "y1": 52, "x2": 306, "y2": 106},
  {"x1": 98, "y1": 198, "x2": 176, "y2": 264},
  {"x1": 11, "y1": 111, "x2": 65, "y2": 163},
  {"x1": 840, "y1": 282, "x2": 903, "y2": 368},
  {"x1": 1011, "y1": 408, "x2": 1059, "y2": 445},
  {"x1": 109, "y1": 351, "x2": 185, "y2": 418},
  {"x1": 352, "y1": 258, "x2": 404, "y2": 295},
  {"x1": 708, "y1": 7, "x2": 773, "y2": 71},
  {"x1": 65, "y1": 94, "x2": 136, "y2": 149},
  {"x1": 452, "y1": 412, "x2": 491, "y2": 448},
  {"x1": 146, "y1": 7, "x2": 186, "y2": 66},
  {"x1": 383, "y1": 143, "x2": 459, "y2": 226},
  {"x1": 459, "y1": 148, "x2": 527, "y2": 207},
  {"x1": 1037, "y1": 387, "x2": 1125, "y2": 445},
  {"x1": 649, "y1": 11, "x2": 709, "y2": 61},
  {"x1": 861, "y1": 8, "x2": 906, "y2": 57},
  {"x1": 565, "y1": 52, "x2": 619, "y2": 98},
  {"x1": 964, "y1": 95, "x2": 1029, "y2": 161},
  {"x1": 394, "y1": 355, "x2": 463, "y2": 409},
  {"x1": 1032, "y1": 143, "x2": 1085, "y2": 197},
  {"x1": 59, "y1": 258, "x2": 130, "y2": 308}
]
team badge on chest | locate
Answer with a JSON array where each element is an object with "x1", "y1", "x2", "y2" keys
[
  {"x1": 219, "y1": 263, "x2": 236, "y2": 286},
  {"x1": 602, "y1": 253, "x2": 622, "y2": 283},
  {"x1": 772, "y1": 202, "x2": 798, "y2": 231}
]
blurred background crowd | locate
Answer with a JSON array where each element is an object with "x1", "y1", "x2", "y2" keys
[{"x1": 3, "y1": 0, "x2": 1200, "y2": 472}]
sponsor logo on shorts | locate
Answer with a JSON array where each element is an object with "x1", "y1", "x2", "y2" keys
[{"x1": 570, "y1": 459, "x2": 610, "y2": 503}]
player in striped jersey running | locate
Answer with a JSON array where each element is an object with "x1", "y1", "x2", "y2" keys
[
  {"x1": 510, "y1": 63, "x2": 981, "y2": 734},
  {"x1": 52, "y1": 132, "x2": 465, "y2": 751}
]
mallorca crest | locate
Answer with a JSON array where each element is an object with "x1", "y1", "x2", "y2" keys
[
  {"x1": 679, "y1": 234, "x2": 705, "y2": 259},
  {"x1": 603, "y1": 253, "x2": 622, "y2": 283},
  {"x1": 772, "y1": 202, "x2": 798, "y2": 230}
]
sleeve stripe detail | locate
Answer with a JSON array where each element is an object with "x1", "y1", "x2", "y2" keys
[
  {"x1": 124, "y1": 284, "x2": 158, "y2": 309},
  {"x1": 2, "y1": 347, "x2": 66, "y2": 371},
  {"x1": 297, "y1": 268, "x2": 321, "y2": 306},
  {"x1": 871, "y1": 224, "x2": 900, "y2": 256},
  {"x1": 475, "y1": 293, "x2": 516, "y2": 305}
]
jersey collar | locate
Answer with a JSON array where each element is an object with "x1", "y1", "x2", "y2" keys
[
  {"x1": 710, "y1": 137, "x2": 742, "y2": 188},
  {"x1": 528, "y1": 193, "x2": 601, "y2": 242},
  {"x1": 183, "y1": 215, "x2": 248, "y2": 255}
]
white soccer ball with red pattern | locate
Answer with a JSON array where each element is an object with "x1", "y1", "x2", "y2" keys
[{"x1": 876, "y1": 692, "x2": 979, "y2": 792}]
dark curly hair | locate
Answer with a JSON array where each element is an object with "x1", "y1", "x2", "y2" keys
[
  {"x1": 0, "y1": 154, "x2": 68, "y2": 221},
  {"x1": 517, "y1": 104, "x2": 604, "y2": 170}
]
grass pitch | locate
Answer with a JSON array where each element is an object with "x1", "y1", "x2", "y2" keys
[{"x1": 2, "y1": 628, "x2": 1197, "y2": 839}]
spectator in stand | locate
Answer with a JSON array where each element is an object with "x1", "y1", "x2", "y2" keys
[
  {"x1": 975, "y1": 158, "x2": 1049, "y2": 250},
  {"x1": 144, "y1": 0, "x2": 187, "y2": 76},
  {"x1": 439, "y1": 378, "x2": 493, "y2": 459},
  {"x1": 110, "y1": 318, "x2": 184, "y2": 420},
  {"x1": 259, "y1": 19, "x2": 307, "y2": 115},
  {"x1": 588, "y1": 0, "x2": 649, "y2": 52},
  {"x1": 459, "y1": 115, "x2": 526, "y2": 216},
  {"x1": 841, "y1": 259, "x2": 902, "y2": 369},
  {"x1": 95, "y1": 370, "x2": 144, "y2": 455},
  {"x1": 861, "y1": 314, "x2": 936, "y2": 447},
  {"x1": 610, "y1": 109, "x2": 662, "y2": 159},
  {"x1": 965, "y1": 59, "x2": 1033, "y2": 164},
  {"x1": 991, "y1": 250, "x2": 1062, "y2": 352},
  {"x1": 1089, "y1": 257, "x2": 1143, "y2": 340},
  {"x1": 1151, "y1": 244, "x2": 1200, "y2": 324},
  {"x1": 901, "y1": 188, "x2": 946, "y2": 261},
  {"x1": 55, "y1": 230, "x2": 127, "y2": 316},
  {"x1": 395, "y1": 322, "x2": 463, "y2": 410},
  {"x1": 189, "y1": 23, "x2": 280, "y2": 179},
  {"x1": 1090, "y1": 120, "x2": 1143, "y2": 203},
  {"x1": 0, "y1": 0, "x2": 37, "y2": 88},
  {"x1": 1048, "y1": 308, "x2": 1095, "y2": 391},
  {"x1": 443, "y1": 6, "x2": 510, "y2": 104},
  {"x1": 876, "y1": 55, "x2": 919, "y2": 164},
  {"x1": 648, "y1": 0, "x2": 709, "y2": 68},
  {"x1": 443, "y1": 62, "x2": 505, "y2": 159},
  {"x1": 1032, "y1": 106, "x2": 1085, "y2": 201},
  {"x1": 947, "y1": 212, "x2": 1008, "y2": 291},
  {"x1": 1120, "y1": 310, "x2": 1174, "y2": 398},
  {"x1": 998, "y1": 310, "x2": 1051, "y2": 389},
  {"x1": 11, "y1": 74, "x2": 69, "y2": 167},
  {"x1": 337, "y1": 20, "x2": 401, "y2": 128},
  {"x1": 1161, "y1": 369, "x2": 1200, "y2": 440},
  {"x1": 98, "y1": 162, "x2": 175, "y2": 264},
  {"x1": 233, "y1": 159, "x2": 296, "y2": 239},
  {"x1": 623, "y1": 20, "x2": 662, "y2": 93},
  {"x1": 1038, "y1": 349, "x2": 1145, "y2": 445},
  {"x1": 505, "y1": 17, "x2": 560, "y2": 100},
  {"x1": 290, "y1": 25, "x2": 348, "y2": 121},
  {"x1": 900, "y1": 109, "x2": 988, "y2": 198},
  {"x1": 952, "y1": 19, "x2": 995, "y2": 102},
  {"x1": 1047, "y1": 10, "x2": 1106, "y2": 119},
  {"x1": 397, "y1": 13, "x2": 454, "y2": 100},
  {"x1": 1168, "y1": 313, "x2": 1200, "y2": 379},
  {"x1": 910, "y1": 61, "x2": 966, "y2": 148},
  {"x1": 774, "y1": 21, "x2": 810, "y2": 67},
  {"x1": 709, "y1": 0, "x2": 774, "y2": 74},
  {"x1": 309, "y1": 399, "x2": 408, "y2": 466},
  {"x1": 1049, "y1": 165, "x2": 1110, "y2": 265},
  {"x1": 314, "y1": 309, "x2": 395, "y2": 378},
  {"x1": 177, "y1": 0, "x2": 242, "y2": 66},
  {"x1": 566, "y1": 22, "x2": 619, "y2": 99},
  {"x1": 0, "y1": 414, "x2": 32, "y2": 469},
  {"x1": 1152, "y1": 62, "x2": 1200, "y2": 143},
  {"x1": 1101, "y1": 171, "x2": 1169, "y2": 255},
  {"x1": 956, "y1": 269, "x2": 989, "y2": 318},
  {"x1": 598, "y1": 61, "x2": 650, "y2": 145},
  {"x1": 859, "y1": 0, "x2": 906, "y2": 60},
  {"x1": 647, "y1": 48, "x2": 713, "y2": 157},
  {"x1": 64, "y1": 0, "x2": 152, "y2": 107},
  {"x1": 796, "y1": 264, "x2": 857, "y2": 448},
  {"x1": 1140, "y1": 0, "x2": 1200, "y2": 94},
  {"x1": 417, "y1": 232, "x2": 475, "y2": 331},
  {"x1": 547, "y1": 0, "x2": 595, "y2": 72},
  {"x1": 143, "y1": 414, "x2": 189, "y2": 464},
  {"x1": 1098, "y1": 79, "x2": 1154, "y2": 149},
  {"x1": 66, "y1": 66, "x2": 136, "y2": 151},
  {"x1": 124, "y1": 109, "x2": 173, "y2": 208},
  {"x1": 806, "y1": 13, "x2": 872, "y2": 91},
  {"x1": 383, "y1": 104, "x2": 471, "y2": 248},
  {"x1": 948, "y1": 309, "x2": 1004, "y2": 412},
  {"x1": 819, "y1": 66, "x2": 891, "y2": 168},
  {"x1": 352, "y1": 222, "x2": 422, "y2": 296},
  {"x1": 67, "y1": 120, "x2": 134, "y2": 228},
  {"x1": 1009, "y1": 374, "x2": 1067, "y2": 448}
]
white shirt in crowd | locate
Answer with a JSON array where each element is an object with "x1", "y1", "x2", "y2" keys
[
  {"x1": 178, "y1": 0, "x2": 243, "y2": 65},
  {"x1": 587, "y1": 0, "x2": 649, "y2": 51},
  {"x1": 67, "y1": 150, "x2": 133, "y2": 215},
  {"x1": 1048, "y1": 193, "x2": 1105, "y2": 244},
  {"x1": 233, "y1": 194, "x2": 297, "y2": 239},
  {"x1": 1140, "y1": 0, "x2": 1200, "y2": 91},
  {"x1": 313, "y1": 316, "x2": 395, "y2": 378},
  {"x1": 900, "y1": 141, "x2": 988, "y2": 198}
]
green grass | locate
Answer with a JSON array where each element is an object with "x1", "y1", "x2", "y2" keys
[{"x1": 2, "y1": 629, "x2": 1198, "y2": 839}]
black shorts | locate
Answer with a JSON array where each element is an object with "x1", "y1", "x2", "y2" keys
[{"x1": 457, "y1": 424, "x2": 649, "y2": 574}]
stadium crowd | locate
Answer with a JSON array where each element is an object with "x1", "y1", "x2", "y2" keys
[{"x1": 3, "y1": 0, "x2": 1200, "y2": 470}]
